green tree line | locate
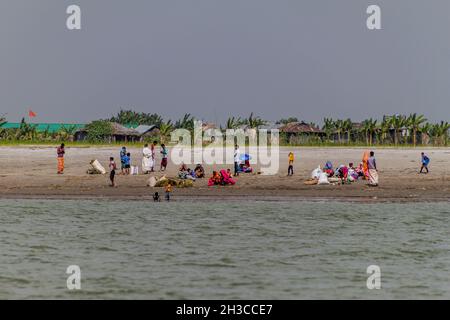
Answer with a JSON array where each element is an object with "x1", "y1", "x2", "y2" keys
[{"x1": 1, "y1": 111, "x2": 449, "y2": 146}]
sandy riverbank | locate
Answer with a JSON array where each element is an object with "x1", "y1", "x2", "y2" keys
[{"x1": 0, "y1": 146, "x2": 449, "y2": 202}]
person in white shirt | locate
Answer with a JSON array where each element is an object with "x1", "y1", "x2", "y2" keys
[
  {"x1": 233, "y1": 145, "x2": 240, "y2": 177},
  {"x1": 142, "y1": 144, "x2": 154, "y2": 174}
]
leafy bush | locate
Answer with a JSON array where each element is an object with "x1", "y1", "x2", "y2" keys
[{"x1": 85, "y1": 120, "x2": 113, "y2": 142}]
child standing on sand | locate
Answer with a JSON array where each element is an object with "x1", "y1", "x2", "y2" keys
[
  {"x1": 165, "y1": 183, "x2": 172, "y2": 201},
  {"x1": 288, "y1": 152, "x2": 294, "y2": 176},
  {"x1": 109, "y1": 157, "x2": 117, "y2": 187},
  {"x1": 123, "y1": 152, "x2": 131, "y2": 175},
  {"x1": 120, "y1": 147, "x2": 127, "y2": 174}
]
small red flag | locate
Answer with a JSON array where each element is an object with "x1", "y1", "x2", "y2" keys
[{"x1": 29, "y1": 110, "x2": 37, "y2": 118}]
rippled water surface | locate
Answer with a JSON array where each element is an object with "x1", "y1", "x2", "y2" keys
[{"x1": 1, "y1": 199, "x2": 450, "y2": 299}]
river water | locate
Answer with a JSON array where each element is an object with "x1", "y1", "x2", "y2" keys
[{"x1": 1, "y1": 199, "x2": 450, "y2": 299}]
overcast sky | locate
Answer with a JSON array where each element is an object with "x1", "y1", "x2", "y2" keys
[{"x1": 0, "y1": 0, "x2": 449, "y2": 124}]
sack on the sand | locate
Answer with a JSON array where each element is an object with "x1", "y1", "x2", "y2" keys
[
  {"x1": 131, "y1": 166, "x2": 139, "y2": 175},
  {"x1": 89, "y1": 159, "x2": 106, "y2": 174},
  {"x1": 311, "y1": 166, "x2": 322, "y2": 179},
  {"x1": 317, "y1": 172, "x2": 330, "y2": 185},
  {"x1": 178, "y1": 179, "x2": 194, "y2": 188},
  {"x1": 154, "y1": 177, "x2": 193, "y2": 188},
  {"x1": 147, "y1": 176, "x2": 157, "y2": 187},
  {"x1": 328, "y1": 177, "x2": 339, "y2": 183},
  {"x1": 304, "y1": 179, "x2": 318, "y2": 185}
]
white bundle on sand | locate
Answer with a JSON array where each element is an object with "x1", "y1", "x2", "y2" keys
[
  {"x1": 147, "y1": 176, "x2": 157, "y2": 187},
  {"x1": 131, "y1": 166, "x2": 139, "y2": 175},
  {"x1": 317, "y1": 171, "x2": 330, "y2": 185},
  {"x1": 311, "y1": 166, "x2": 322, "y2": 179},
  {"x1": 88, "y1": 159, "x2": 106, "y2": 174}
]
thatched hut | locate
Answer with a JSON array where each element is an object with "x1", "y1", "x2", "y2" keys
[
  {"x1": 279, "y1": 121, "x2": 324, "y2": 144},
  {"x1": 75, "y1": 122, "x2": 141, "y2": 142}
]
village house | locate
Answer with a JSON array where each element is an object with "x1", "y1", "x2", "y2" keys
[
  {"x1": 134, "y1": 125, "x2": 160, "y2": 141},
  {"x1": 279, "y1": 121, "x2": 324, "y2": 144},
  {"x1": 74, "y1": 122, "x2": 141, "y2": 142}
]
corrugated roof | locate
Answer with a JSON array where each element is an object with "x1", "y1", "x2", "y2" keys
[
  {"x1": 0, "y1": 123, "x2": 85, "y2": 133},
  {"x1": 134, "y1": 125, "x2": 157, "y2": 134}
]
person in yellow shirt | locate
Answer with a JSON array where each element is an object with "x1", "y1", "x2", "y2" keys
[
  {"x1": 288, "y1": 152, "x2": 294, "y2": 176},
  {"x1": 165, "y1": 183, "x2": 172, "y2": 201}
]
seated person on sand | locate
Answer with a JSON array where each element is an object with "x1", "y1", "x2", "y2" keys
[
  {"x1": 179, "y1": 163, "x2": 188, "y2": 172},
  {"x1": 324, "y1": 161, "x2": 334, "y2": 177},
  {"x1": 194, "y1": 164, "x2": 205, "y2": 178},
  {"x1": 186, "y1": 168, "x2": 197, "y2": 181},
  {"x1": 347, "y1": 162, "x2": 359, "y2": 181},
  {"x1": 178, "y1": 166, "x2": 196, "y2": 181},
  {"x1": 239, "y1": 160, "x2": 253, "y2": 173},
  {"x1": 336, "y1": 165, "x2": 349, "y2": 184},
  {"x1": 355, "y1": 162, "x2": 366, "y2": 178},
  {"x1": 219, "y1": 169, "x2": 236, "y2": 185},
  {"x1": 208, "y1": 171, "x2": 222, "y2": 186}
]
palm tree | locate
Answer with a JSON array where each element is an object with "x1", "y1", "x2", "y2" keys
[
  {"x1": 368, "y1": 119, "x2": 378, "y2": 145},
  {"x1": 322, "y1": 118, "x2": 335, "y2": 142},
  {"x1": 342, "y1": 118, "x2": 353, "y2": 143},
  {"x1": 430, "y1": 121, "x2": 450, "y2": 146},
  {"x1": 109, "y1": 109, "x2": 164, "y2": 127},
  {"x1": 407, "y1": 113, "x2": 427, "y2": 147},
  {"x1": 334, "y1": 119, "x2": 344, "y2": 143},
  {"x1": 389, "y1": 115, "x2": 406, "y2": 146},
  {"x1": 175, "y1": 114, "x2": 195, "y2": 131},
  {"x1": 59, "y1": 124, "x2": 78, "y2": 142},
  {"x1": 0, "y1": 116, "x2": 6, "y2": 140},
  {"x1": 361, "y1": 118, "x2": 377, "y2": 145},
  {"x1": 38, "y1": 125, "x2": 52, "y2": 141},
  {"x1": 17, "y1": 118, "x2": 38, "y2": 141},
  {"x1": 225, "y1": 117, "x2": 244, "y2": 130},
  {"x1": 379, "y1": 118, "x2": 391, "y2": 144},
  {"x1": 360, "y1": 120, "x2": 370, "y2": 145},
  {"x1": 245, "y1": 113, "x2": 267, "y2": 129},
  {"x1": 277, "y1": 117, "x2": 298, "y2": 125},
  {"x1": 419, "y1": 122, "x2": 433, "y2": 145},
  {"x1": 159, "y1": 121, "x2": 173, "y2": 144}
]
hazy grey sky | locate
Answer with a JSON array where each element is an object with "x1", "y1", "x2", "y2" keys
[{"x1": 1, "y1": 0, "x2": 449, "y2": 124}]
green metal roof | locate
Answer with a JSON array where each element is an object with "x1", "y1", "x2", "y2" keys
[{"x1": 0, "y1": 123, "x2": 86, "y2": 133}]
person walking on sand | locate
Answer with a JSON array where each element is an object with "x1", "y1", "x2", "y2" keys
[
  {"x1": 160, "y1": 144, "x2": 168, "y2": 172},
  {"x1": 288, "y1": 152, "x2": 294, "y2": 176},
  {"x1": 109, "y1": 157, "x2": 117, "y2": 187},
  {"x1": 233, "y1": 145, "x2": 240, "y2": 177},
  {"x1": 165, "y1": 183, "x2": 172, "y2": 201},
  {"x1": 367, "y1": 151, "x2": 379, "y2": 187},
  {"x1": 419, "y1": 152, "x2": 430, "y2": 174},
  {"x1": 57, "y1": 143, "x2": 65, "y2": 174}
]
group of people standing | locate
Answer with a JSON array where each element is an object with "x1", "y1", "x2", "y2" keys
[
  {"x1": 362, "y1": 151, "x2": 379, "y2": 187},
  {"x1": 107, "y1": 142, "x2": 169, "y2": 186},
  {"x1": 142, "y1": 141, "x2": 168, "y2": 174}
]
